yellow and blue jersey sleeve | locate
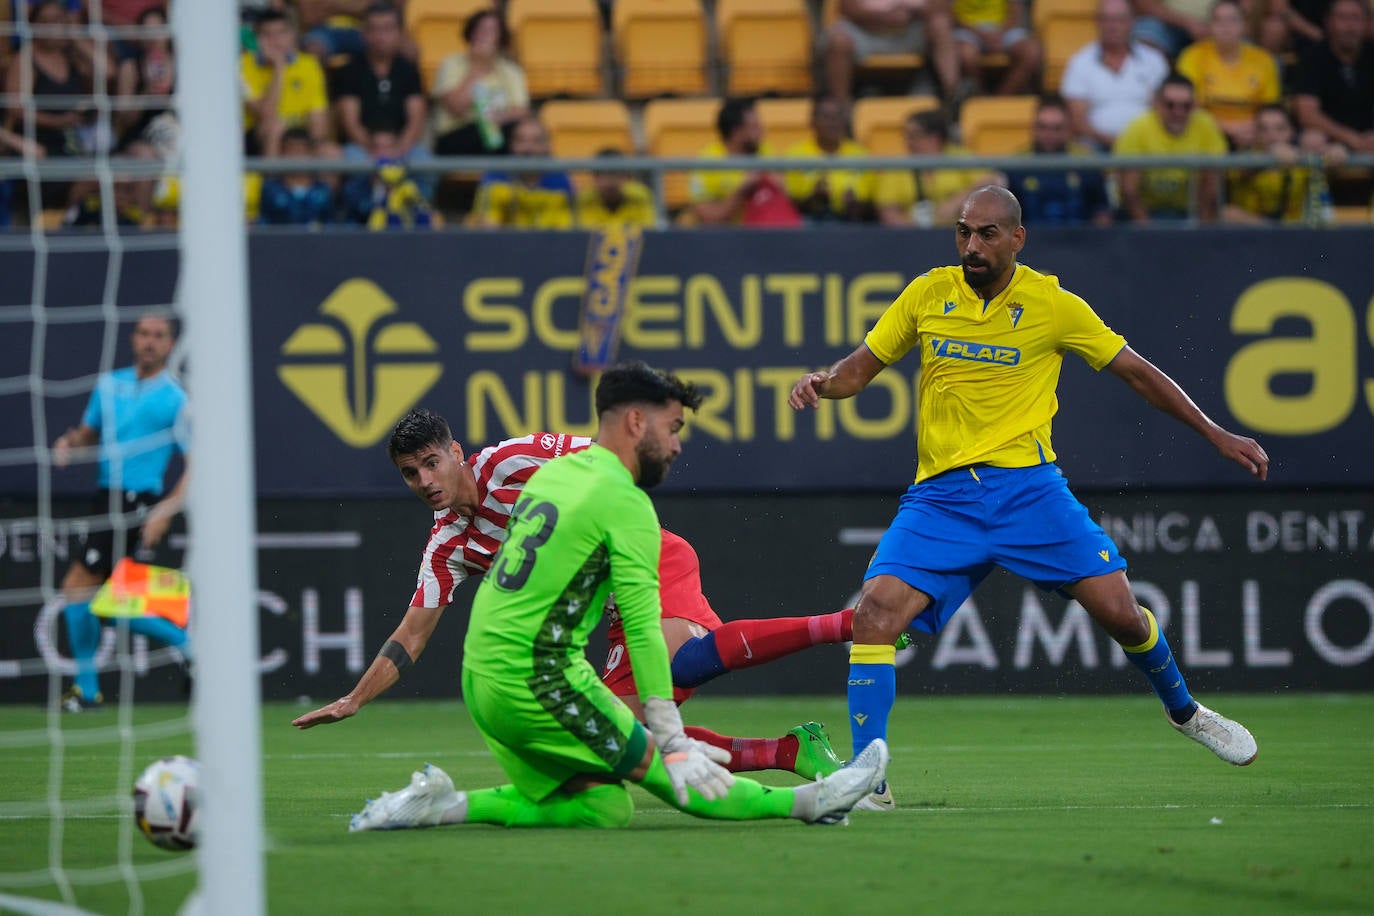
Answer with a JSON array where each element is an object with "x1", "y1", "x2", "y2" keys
[
  {"x1": 864, "y1": 272, "x2": 936, "y2": 365},
  {"x1": 1053, "y1": 286, "x2": 1128, "y2": 370}
]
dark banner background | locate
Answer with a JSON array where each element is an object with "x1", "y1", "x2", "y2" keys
[
  {"x1": 1, "y1": 227, "x2": 1371, "y2": 496},
  {"x1": 3, "y1": 491, "x2": 1371, "y2": 701}
]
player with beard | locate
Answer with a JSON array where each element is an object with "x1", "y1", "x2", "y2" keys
[
  {"x1": 295, "y1": 386, "x2": 892, "y2": 778},
  {"x1": 330, "y1": 361, "x2": 889, "y2": 830},
  {"x1": 790, "y1": 186, "x2": 1267, "y2": 811}
]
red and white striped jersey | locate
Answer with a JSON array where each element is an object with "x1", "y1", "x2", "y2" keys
[{"x1": 410, "y1": 432, "x2": 592, "y2": 608}]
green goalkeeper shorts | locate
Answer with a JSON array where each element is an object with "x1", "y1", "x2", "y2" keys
[{"x1": 461, "y1": 658, "x2": 648, "y2": 802}]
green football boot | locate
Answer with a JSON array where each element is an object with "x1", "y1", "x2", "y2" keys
[{"x1": 788, "y1": 721, "x2": 845, "y2": 780}]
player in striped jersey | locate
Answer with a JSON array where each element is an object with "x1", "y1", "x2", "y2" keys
[{"x1": 294, "y1": 408, "x2": 864, "y2": 780}]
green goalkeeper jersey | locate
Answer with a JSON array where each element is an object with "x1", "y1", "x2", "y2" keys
[{"x1": 464, "y1": 443, "x2": 674, "y2": 702}]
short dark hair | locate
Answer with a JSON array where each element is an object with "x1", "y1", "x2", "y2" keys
[
  {"x1": 908, "y1": 109, "x2": 949, "y2": 142},
  {"x1": 365, "y1": 2, "x2": 402, "y2": 24},
  {"x1": 136, "y1": 5, "x2": 169, "y2": 26},
  {"x1": 388, "y1": 408, "x2": 454, "y2": 461},
  {"x1": 254, "y1": 9, "x2": 290, "y2": 31},
  {"x1": 716, "y1": 97, "x2": 757, "y2": 142},
  {"x1": 1036, "y1": 94, "x2": 1069, "y2": 116},
  {"x1": 134, "y1": 309, "x2": 179, "y2": 339},
  {"x1": 462, "y1": 8, "x2": 510, "y2": 49},
  {"x1": 595, "y1": 362, "x2": 702, "y2": 416},
  {"x1": 1159, "y1": 71, "x2": 1195, "y2": 95},
  {"x1": 1254, "y1": 102, "x2": 1292, "y2": 125},
  {"x1": 280, "y1": 126, "x2": 313, "y2": 149}
]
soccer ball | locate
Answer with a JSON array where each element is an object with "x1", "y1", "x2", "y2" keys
[{"x1": 133, "y1": 755, "x2": 199, "y2": 850}]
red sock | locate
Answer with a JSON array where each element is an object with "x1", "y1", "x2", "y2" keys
[
  {"x1": 711, "y1": 609, "x2": 854, "y2": 672},
  {"x1": 685, "y1": 726, "x2": 800, "y2": 773}
]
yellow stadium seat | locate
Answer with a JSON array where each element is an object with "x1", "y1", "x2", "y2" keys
[
  {"x1": 643, "y1": 98, "x2": 721, "y2": 210},
  {"x1": 406, "y1": 0, "x2": 496, "y2": 89},
  {"x1": 852, "y1": 96, "x2": 941, "y2": 155},
  {"x1": 1031, "y1": 0, "x2": 1099, "y2": 32},
  {"x1": 959, "y1": 95, "x2": 1038, "y2": 154},
  {"x1": 507, "y1": 0, "x2": 605, "y2": 99},
  {"x1": 716, "y1": 0, "x2": 813, "y2": 96},
  {"x1": 1331, "y1": 205, "x2": 1373, "y2": 225},
  {"x1": 539, "y1": 100, "x2": 634, "y2": 159},
  {"x1": 613, "y1": 0, "x2": 708, "y2": 100},
  {"x1": 1033, "y1": 0, "x2": 1098, "y2": 91},
  {"x1": 757, "y1": 97, "x2": 814, "y2": 152}
]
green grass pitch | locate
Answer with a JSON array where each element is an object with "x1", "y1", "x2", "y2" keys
[{"x1": 2, "y1": 694, "x2": 1371, "y2": 915}]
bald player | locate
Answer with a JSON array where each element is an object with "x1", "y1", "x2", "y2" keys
[{"x1": 790, "y1": 186, "x2": 1268, "y2": 810}]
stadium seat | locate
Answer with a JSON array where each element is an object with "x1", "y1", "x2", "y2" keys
[
  {"x1": 642, "y1": 98, "x2": 721, "y2": 210},
  {"x1": 506, "y1": 0, "x2": 604, "y2": 99},
  {"x1": 539, "y1": 100, "x2": 634, "y2": 159},
  {"x1": 715, "y1": 0, "x2": 813, "y2": 96},
  {"x1": 1032, "y1": 0, "x2": 1098, "y2": 91},
  {"x1": 406, "y1": 0, "x2": 495, "y2": 89},
  {"x1": 852, "y1": 95, "x2": 941, "y2": 155},
  {"x1": 822, "y1": 0, "x2": 925, "y2": 81},
  {"x1": 959, "y1": 95, "x2": 1037, "y2": 154},
  {"x1": 756, "y1": 97, "x2": 814, "y2": 152},
  {"x1": 1331, "y1": 205, "x2": 1374, "y2": 225},
  {"x1": 613, "y1": 0, "x2": 709, "y2": 99}
]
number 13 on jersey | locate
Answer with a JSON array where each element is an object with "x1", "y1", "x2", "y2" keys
[{"x1": 491, "y1": 496, "x2": 560, "y2": 591}]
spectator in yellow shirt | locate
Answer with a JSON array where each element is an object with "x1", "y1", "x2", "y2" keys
[
  {"x1": 471, "y1": 116, "x2": 575, "y2": 229},
  {"x1": 1114, "y1": 73, "x2": 1229, "y2": 221},
  {"x1": 784, "y1": 96, "x2": 875, "y2": 222},
  {"x1": 875, "y1": 109, "x2": 1003, "y2": 226},
  {"x1": 1176, "y1": 0, "x2": 1281, "y2": 147},
  {"x1": 1223, "y1": 103, "x2": 1348, "y2": 223},
  {"x1": 240, "y1": 10, "x2": 332, "y2": 157},
  {"x1": 688, "y1": 97, "x2": 784, "y2": 225},
  {"x1": 578, "y1": 149, "x2": 658, "y2": 228}
]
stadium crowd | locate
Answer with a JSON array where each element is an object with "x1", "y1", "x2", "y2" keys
[{"x1": 0, "y1": 0, "x2": 1371, "y2": 229}]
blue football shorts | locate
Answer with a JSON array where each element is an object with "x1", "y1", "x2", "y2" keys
[{"x1": 866, "y1": 463, "x2": 1127, "y2": 634}]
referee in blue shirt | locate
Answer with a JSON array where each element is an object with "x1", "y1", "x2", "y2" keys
[{"x1": 53, "y1": 312, "x2": 190, "y2": 711}]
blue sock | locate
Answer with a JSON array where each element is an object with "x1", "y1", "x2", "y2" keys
[
  {"x1": 1122, "y1": 606, "x2": 1196, "y2": 723},
  {"x1": 848, "y1": 644, "x2": 896, "y2": 759},
  {"x1": 63, "y1": 600, "x2": 102, "y2": 699},
  {"x1": 670, "y1": 632, "x2": 726, "y2": 688},
  {"x1": 126, "y1": 615, "x2": 191, "y2": 659}
]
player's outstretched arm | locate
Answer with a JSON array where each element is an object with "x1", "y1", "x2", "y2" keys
[
  {"x1": 291, "y1": 604, "x2": 445, "y2": 729},
  {"x1": 789, "y1": 344, "x2": 886, "y2": 409},
  {"x1": 1106, "y1": 346, "x2": 1269, "y2": 480}
]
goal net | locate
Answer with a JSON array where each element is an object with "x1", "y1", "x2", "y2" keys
[{"x1": 0, "y1": 2, "x2": 261, "y2": 914}]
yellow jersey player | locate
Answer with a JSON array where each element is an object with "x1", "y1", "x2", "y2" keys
[{"x1": 790, "y1": 186, "x2": 1267, "y2": 810}]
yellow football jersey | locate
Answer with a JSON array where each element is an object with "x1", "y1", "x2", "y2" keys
[{"x1": 864, "y1": 264, "x2": 1127, "y2": 482}]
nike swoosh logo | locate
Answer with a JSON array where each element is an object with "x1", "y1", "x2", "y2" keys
[{"x1": 740, "y1": 633, "x2": 753, "y2": 660}]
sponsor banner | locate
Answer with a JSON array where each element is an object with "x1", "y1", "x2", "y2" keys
[
  {"x1": 2, "y1": 491, "x2": 1370, "y2": 701},
  {"x1": 1, "y1": 228, "x2": 1372, "y2": 496}
]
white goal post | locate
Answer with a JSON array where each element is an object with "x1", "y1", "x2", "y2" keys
[{"x1": 175, "y1": 2, "x2": 264, "y2": 914}]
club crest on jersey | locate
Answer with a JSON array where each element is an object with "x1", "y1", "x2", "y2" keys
[
  {"x1": 930, "y1": 337, "x2": 1021, "y2": 366},
  {"x1": 942, "y1": 301, "x2": 957, "y2": 314},
  {"x1": 1008, "y1": 303, "x2": 1025, "y2": 328}
]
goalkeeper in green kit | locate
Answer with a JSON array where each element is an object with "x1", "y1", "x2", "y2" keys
[{"x1": 350, "y1": 361, "x2": 889, "y2": 830}]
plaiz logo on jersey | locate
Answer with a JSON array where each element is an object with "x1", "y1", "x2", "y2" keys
[{"x1": 278, "y1": 278, "x2": 443, "y2": 447}]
